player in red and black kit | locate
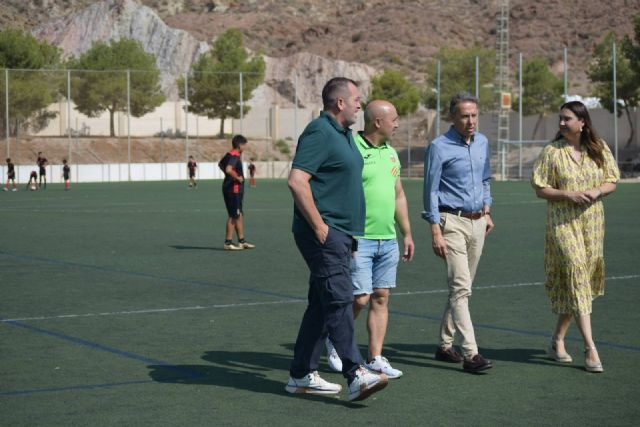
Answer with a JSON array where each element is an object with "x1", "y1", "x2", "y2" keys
[
  {"x1": 187, "y1": 155, "x2": 198, "y2": 188},
  {"x1": 4, "y1": 158, "x2": 17, "y2": 192},
  {"x1": 62, "y1": 159, "x2": 71, "y2": 191},
  {"x1": 220, "y1": 135, "x2": 255, "y2": 251},
  {"x1": 36, "y1": 152, "x2": 48, "y2": 189}
]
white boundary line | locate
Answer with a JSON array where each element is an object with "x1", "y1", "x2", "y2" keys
[{"x1": 3, "y1": 275, "x2": 638, "y2": 323}]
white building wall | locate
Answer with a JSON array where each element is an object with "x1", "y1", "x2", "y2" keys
[
  {"x1": 37, "y1": 101, "x2": 231, "y2": 137},
  {"x1": 0, "y1": 161, "x2": 290, "y2": 184}
]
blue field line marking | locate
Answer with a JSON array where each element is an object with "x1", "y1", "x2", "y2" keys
[
  {"x1": 0, "y1": 250, "x2": 304, "y2": 302},
  {"x1": 389, "y1": 309, "x2": 640, "y2": 353},
  {"x1": 0, "y1": 380, "x2": 154, "y2": 397},
  {"x1": 0, "y1": 318, "x2": 204, "y2": 396}
]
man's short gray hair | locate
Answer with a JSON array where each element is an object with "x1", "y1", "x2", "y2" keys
[
  {"x1": 449, "y1": 92, "x2": 478, "y2": 116},
  {"x1": 322, "y1": 77, "x2": 358, "y2": 109}
]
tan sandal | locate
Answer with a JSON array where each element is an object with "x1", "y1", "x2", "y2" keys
[
  {"x1": 584, "y1": 346, "x2": 603, "y2": 373},
  {"x1": 547, "y1": 340, "x2": 572, "y2": 363}
]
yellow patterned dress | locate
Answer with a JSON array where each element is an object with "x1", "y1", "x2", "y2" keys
[{"x1": 531, "y1": 139, "x2": 620, "y2": 315}]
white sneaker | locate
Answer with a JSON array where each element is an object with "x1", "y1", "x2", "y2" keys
[
  {"x1": 347, "y1": 366, "x2": 388, "y2": 401},
  {"x1": 2, "y1": 187, "x2": 7, "y2": 191},
  {"x1": 285, "y1": 371, "x2": 342, "y2": 395},
  {"x1": 223, "y1": 242, "x2": 243, "y2": 251},
  {"x1": 365, "y1": 356, "x2": 403, "y2": 379},
  {"x1": 325, "y1": 338, "x2": 342, "y2": 372},
  {"x1": 11, "y1": 188, "x2": 17, "y2": 192}
]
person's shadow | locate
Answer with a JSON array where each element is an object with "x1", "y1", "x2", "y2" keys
[
  {"x1": 383, "y1": 343, "x2": 583, "y2": 371},
  {"x1": 147, "y1": 349, "x2": 368, "y2": 407},
  {"x1": 280, "y1": 342, "x2": 465, "y2": 373}
]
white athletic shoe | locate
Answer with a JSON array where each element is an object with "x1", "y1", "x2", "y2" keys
[
  {"x1": 223, "y1": 242, "x2": 243, "y2": 251},
  {"x1": 325, "y1": 338, "x2": 342, "y2": 372},
  {"x1": 285, "y1": 371, "x2": 342, "y2": 395},
  {"x1": 347, "y1": 366, "x2": 388, "y2": 401},
  {"x1": 365, "y1": 356, "x2": 403, "y2": 379}
]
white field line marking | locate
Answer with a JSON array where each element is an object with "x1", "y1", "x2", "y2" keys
[
  {"x1": 2, "y1": 300, "x2": 299, "y2": 322},
  {"x1": 3, "y1": 275, "x2": 637, "y2": 323}
]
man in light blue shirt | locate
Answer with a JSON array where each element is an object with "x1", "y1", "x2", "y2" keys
[{"x1": 423, "y1": 92, "x2": 495, "y2": 374}]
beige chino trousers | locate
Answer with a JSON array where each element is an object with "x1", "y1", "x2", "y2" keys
[{"x1": 439, "y1": 213, "x2": 487, "y2": 358}]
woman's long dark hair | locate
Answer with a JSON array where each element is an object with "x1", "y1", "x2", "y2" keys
[{"x1": 554, "y1": 101, "x2": 605, "y2": 168}]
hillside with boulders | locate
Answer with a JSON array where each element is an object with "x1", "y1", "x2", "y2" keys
[
  {"x1": 4, "y1": 0, "x2": 640, "y2": 95},
  {"x1": 2, "y1": 0, "x2": 640, "y2": 174}
]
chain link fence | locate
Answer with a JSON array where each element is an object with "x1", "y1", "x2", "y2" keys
[{"x1": 1, "y1": 48, "x2": 638, "y2": 183}]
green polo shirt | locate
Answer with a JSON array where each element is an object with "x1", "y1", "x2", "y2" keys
[
  {"x1": 291, "y1": 111, "x2": 365, "y2": 236},
  {"x1": 355, "y1": 132, "x2": 400, "y2": 239}
]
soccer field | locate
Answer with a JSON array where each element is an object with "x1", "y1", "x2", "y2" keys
[{"x1": 1, "y1": 180, "x2": 639, "y2": 426}]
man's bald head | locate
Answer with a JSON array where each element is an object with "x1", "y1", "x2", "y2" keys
[
  {"x1": 363, "y1": 100, "x2": 395, "y2": 125},
  {"x1": 363, "y1": 100, "x2": 399, "y2": 144}
]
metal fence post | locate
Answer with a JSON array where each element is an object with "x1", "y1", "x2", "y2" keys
[
  {"x1": 5, "y1": 69, "x2": 8, "y2": 158},
  {"x1": 67, "y1": 70, "x2": 72, "y2": 164},
  {"x1": 160, "y1": 117, "x2": 165, "y2": 181},
  {"x1": 563, "y1": 47, "x2": 568, "y2": 100},
  {"x1": 475, "y1": 56, "x2": 480, "y2": 99},
  {"x1": 475, "y1": 56, "x2": 480, "y2": 131},
  {"x1": 613, "y1": 42, "x2": 619, "y2": 163},
  {"x1": 436, "y1": 60, "x2": 441, "y2": 137},
  {"x1": 184, "y1": 72, "x2": 189, "y2": 163},
  {"x1": 294, "y1": 73, "x2": 298, "y2": 142},
  {"x1": 518, "y1": 53, "x2": 523, "y2": 179},
  {"x1": 407, "y1": 112, "x2": 411, "y2": 178},
  {"x1": 239, "y1": 71, "x2": 244, "y2": 135},
  {"x1": 127, "y1": 69, "x2": 131, "y2": 181}
]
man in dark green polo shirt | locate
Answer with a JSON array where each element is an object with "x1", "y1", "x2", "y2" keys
[
  {"x1": 326, "y1": 100, "x2": 414, "y2": 379},
  {"x1": 285, "y1": 77, "x2": 389, "y2": 402}
]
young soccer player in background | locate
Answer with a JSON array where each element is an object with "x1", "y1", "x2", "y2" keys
[
  {"x1": 4, "y1": 158, "x2": 17, "y2": 192},
  {"x1": 62, "y1": 159, "x2": 71, "y2": 191},
  {"x1": 187, "y1": 155, "x2": 197, "y2": 188}
]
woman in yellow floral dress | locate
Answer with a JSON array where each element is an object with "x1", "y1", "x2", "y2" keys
[{"x1": 531, "y1": 101, "x2": 619, "y2": 373}]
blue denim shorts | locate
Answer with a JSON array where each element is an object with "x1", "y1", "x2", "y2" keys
[{"x1": 350, "y1": 238, "x2": 399, "y2": 295}]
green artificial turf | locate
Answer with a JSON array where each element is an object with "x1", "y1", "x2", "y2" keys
[{"x1": 1, "y1": 180, "x2": 638, "y2": 426}]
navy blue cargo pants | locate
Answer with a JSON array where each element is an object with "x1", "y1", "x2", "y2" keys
[{"x1": 290, "y1": 226, "x2": 363, "y2": 382}]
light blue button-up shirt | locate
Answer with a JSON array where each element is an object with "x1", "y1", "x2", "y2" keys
[{"x1": 422, "y1": 126, "x2": 492, "y2": 224}]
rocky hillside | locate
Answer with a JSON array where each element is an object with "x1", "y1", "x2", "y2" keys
[
  {"x1": 27, "y1": 0, "x2": 377, "y2": 107},
  {"x1": 4, "y1": 0, "x2": 640, "y2": 96},
  {"x1": 31, "y1": 0, "x2": 210, "y2": 99}
]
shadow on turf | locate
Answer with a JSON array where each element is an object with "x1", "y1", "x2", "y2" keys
[
  {"x1": 280, "y1": 342, "x2": 468, "y2": 374},
  {"x1": 384, "y1": 343, "x2": 582, "y2": 370},
  {"x1": 147, "y1": 350, "x2": 368, "y2": 407},
  {"x1": 170, "y1": 245, "x2": 227, "y2": 251}
]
